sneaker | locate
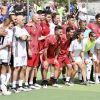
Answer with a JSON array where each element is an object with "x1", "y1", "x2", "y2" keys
[
  {"x1": 87, "y1": 80, "x2": 95, "y2": 84},
  {"x1": 2, "y1": 91, "x2": 12, "y2": 96},
  {"x1": 29, "y1": 84, "x2": 40, "y2": 90},
  {"x1": 42, "y1": 84, "x2": 48, "y2": 89},
  {"x1": 52, "y1": 84, "x2": 63, "y2": 88},
  {"x1": 33, "y1": 83, "x2": 41, "y2": 88},
  {"x1": 65, "y1": 82, "x2": 74, "y2": 86},
  {"x1": 24, "y1": 85, "x2": 32, "y2": 92},
  {"x1": 11, "y1": 88, "x2": 20, "y2": 93},
  {"x1": 63, "y1": 78, "x2": 66, "y2": 82},
  {"x1": 1, "y1": 85, "x2": 12, "y2": 95},
  {"x1": 95, "y1": 80, "x2": 100, "y2": 84},
  {"x1": 80, "y1": 81, "x2": 88, "y2": 86}
]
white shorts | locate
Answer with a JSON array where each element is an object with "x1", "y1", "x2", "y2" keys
[
  {"x1": 85, "y1": 53, "x2": 97, "y2": 62},
  {"x1": 14, "y1": 56, "x2": 27, "y2": 67},
  {"x1": 74, "y1": 57, "x2": 82, "y2": 63}
]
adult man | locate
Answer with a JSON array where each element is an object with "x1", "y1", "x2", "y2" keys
[
  {"x1": 88, "y1": 13, "x2": 100, "y2": 38},
  {"x1": 12, "y1": 15, "x2": 30, "y2": 92},
  {"x1": 25, "y1": 14, "x2": 42, "y2": 89},
  {"x1": 41, "y1": 25, "x2": 63, "y2": 88}
]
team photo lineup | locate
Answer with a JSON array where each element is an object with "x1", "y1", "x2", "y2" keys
[{"x1": 0, "y1": 0, "x2": 100, "y2": 96}]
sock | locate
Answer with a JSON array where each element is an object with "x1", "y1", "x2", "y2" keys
[
  {"x1": 66, "y1": 77, "x2": 70, "y2": 82},
  {"x1": 0, "y1": 74, "x2": 6, "y2": 85},
  {"x1": 33, "y1": 77, "x2": 36, "y2": 84},
  {"x1": 5, "y1": 73, "x2": 11, "y2": 85},
  {"x1": 25, "y1": 82, "x2": 28, "y2": 86},
  {"x1": 50, "y1": 73, "x2": 54, "y2": 78},
  {"x1": 86, "y1": 63, "x2": 92, "y2": 81},
  {"x1": 12, "y1": 81, "x2": 17, "y2": 88},
  {"x1": 95, "y1": 73, "x2": 99, "y2": 82},
  {"x1": 19, "y1": 80, "x2": 23, "y2": 87},
  {"x1": 29, "y1": 81, "x2": 33, "y2": 85}
]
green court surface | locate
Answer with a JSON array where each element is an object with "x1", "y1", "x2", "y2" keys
[
  {"x1": 0, "y1": 71, "x2": 100, "y2": 100},
  {"x1": 1, "y1": 83, "x2": 100, "y2": 100}
]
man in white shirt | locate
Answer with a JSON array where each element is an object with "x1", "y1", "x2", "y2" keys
[{"x1": 12, "y1": 15, "x2": 30, "y2": 92}]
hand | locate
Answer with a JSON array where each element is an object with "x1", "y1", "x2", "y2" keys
[
  {"x1": 54, "y1": 58, "x2": 59, "y2": 65},
  {"x1": 21, "y1": 35, "x2": 28, "y2": 41}
]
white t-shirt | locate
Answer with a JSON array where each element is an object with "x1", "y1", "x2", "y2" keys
[
  {"x1": 0, "y1": 28, "x2": 13, "y2": 60},
  {"x1": 69, "y1": 39, "x2": 84, "y2": 57},
  {"x1": 13, "y1": 26, "x2": 30, "y2": 57}
]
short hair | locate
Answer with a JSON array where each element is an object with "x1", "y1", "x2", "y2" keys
[
  {"x1": 55, "y1": 25, "x2": 62, "y2": 32},
  {"x1": 89, "y1": 31, "x2": 96, "y2": 37},
  {"x1": 79, "y1": 20, "x2": 86, "y2": 25},
  {"x1": 67, "y1": 14, "x2": 74, "y2": 19},
  {"x1": 66, "y1": 27, "x2": 74, "y2": 32},
  {"x1": 52, "y1": 13, "x2": 59, "y2": 20},
  {"x1": 37, "y1": 10, "x2": 45, "y2": 14},
  {"x1": 74, "y1": 29, "x2": 84, "y2": 39},
  {"x1": 95, "y1": 13, "x2": 100, "y2": 19}
]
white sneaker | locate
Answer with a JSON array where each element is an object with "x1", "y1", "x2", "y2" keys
[
  {"x1": 24, "y1": 86, "x2": 32, "y2": 92},
  {"x1": 2, "y1": 91, "x2": 12, "y2": 96},
  {"x1": 1, "y1": 84, "x2": 12, "y2": 96},
  {"x1": 95, "y1": 80, "x2": 100, "y2": 84},
  {"x1": 42, "y1": 85, "x2": 47, "y2": 89},
  {"x1": 65, "y1": 82, "x2": 74, "y2": 86},
  {"x1": 34, "y1": 83, "x2": 41, "y2": 88},
  {"x1": 87, "y1": 81, "x2": 95, "y2": 84},
  {"x1": 52, "y1": 84, "x2": 63, "y2": 88},
  {"x1": 29, "y1": 85, "x2": 40, "y2": 90}
]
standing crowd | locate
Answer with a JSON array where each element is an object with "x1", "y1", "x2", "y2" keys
[{"x1": 0, "y1": 0, "x2": 100, "y2": 96}]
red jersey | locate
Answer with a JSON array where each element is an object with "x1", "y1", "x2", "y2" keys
[
  {"x1": 88, "y1": 22, "x2": 100, "y2": 38},
  {"x1": 25, "y1": 23, "x2": 42, "y2": 54},
  {"x1": 62, "y1": 23, "x2": 77, "y2": 34},
  {"x1": 39, "y1": 21, "x2": 50, "y2": 51},
  {"x1": 59, "y1": 34, "x2": 72, "y2": 57},
  {"x1": 44, "y1": 35, "x2": 59, "y2": 58}
]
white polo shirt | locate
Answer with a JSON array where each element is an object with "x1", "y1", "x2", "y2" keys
[{"x1": 13, "y1": 26, "x2": 30, "y2": 57}]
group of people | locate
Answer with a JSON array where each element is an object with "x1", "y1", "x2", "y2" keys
[{"x1": 0, "y1": 1, "x2": 99, "y2": 96}]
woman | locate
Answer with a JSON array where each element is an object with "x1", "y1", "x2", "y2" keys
[{"x1": 69, "y1": 29, "x2": 87, "y2": 85}]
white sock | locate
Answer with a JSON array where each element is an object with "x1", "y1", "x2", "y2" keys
[
  {"x1": 66, "y1": 77, "x2": 70, "y2": 82},
  {"x1": 0, "y1": 74, "x2": 6, "y2": 85},
  {"x1": 12, "y1": 81, "x2": 17, "y2": 88},
  {"x1": 25, "y1": 82, "x2": 28, "y2": 86},
  {"x1": 50, "y1": 73, "x2": 54, "y2": 78},
  {"x1": 29, "y1": 81, "x2": 33, "y2": 85},
  {"x1": 19, "y1": 80, "x2": 23, "y2": 87},
  {"x1": 95, "y1": 73, "x2": 99, "y2": 82},
  {"x1": 5, "y1": 73, "x2": 11, "y2": 85},
  {"x1": 86, "y1": 63, "x2": 92, "y2": 80}
]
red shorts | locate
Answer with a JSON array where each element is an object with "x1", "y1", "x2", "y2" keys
[
  {"x1": 27, "y1": 54, "x2": 39, "y2": 67},
  {"x1": 58, "y1": 55, "x2": 71, "y2": 67},
  {"x1": 41, "y1": 55, "x2": 60, "y2": 69}
]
